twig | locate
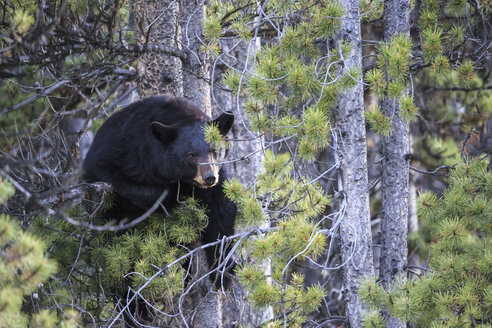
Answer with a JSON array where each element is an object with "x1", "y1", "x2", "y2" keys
[
  {"x1": 59, "y1": 189, "x2": 169, "y2": 232},
  {"x1": 409, "y1": 164, "x2": 457, "y2": 176}
]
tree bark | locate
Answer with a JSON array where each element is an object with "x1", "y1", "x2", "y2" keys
[
  {"x1": 335, "y1": 0, "x2": 374, "y2": 326},
  {"x1": 380, "y1": 0, "x2": 411, "y2": 327}
]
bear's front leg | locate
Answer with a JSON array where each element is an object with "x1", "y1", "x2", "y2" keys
[{"x1": 195, "y1": 180, "x2": 237, "y2": 289}]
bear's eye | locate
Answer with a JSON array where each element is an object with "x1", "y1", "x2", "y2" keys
[{"x1": 187, "y1": 152, "x2": 197, "y2": 159}]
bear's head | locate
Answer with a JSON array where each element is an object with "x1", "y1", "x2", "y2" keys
[{"x1": 150, "y1": 113, "x2": 234, "y2": 188}]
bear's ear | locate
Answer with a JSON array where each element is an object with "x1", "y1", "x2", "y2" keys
[
  {"x1": 213, "y1": 113, "x2": 234, "y2": 136},
  {"x1": 151, "y1": 121, "x2": 178, "y2": 144}
]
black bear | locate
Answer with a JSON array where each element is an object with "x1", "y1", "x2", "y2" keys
[{"x1": 83, "y1": 94, "x2": 236, "y2": 287}]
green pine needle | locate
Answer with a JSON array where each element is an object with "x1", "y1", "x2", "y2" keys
[
  {"x1": 247, "y1": 75, "x2": 275, "y2": 103},
  {"x1": 300, "y1": 284, "x2": 325, "y2": 312},
  {"x1": 359, "y1": 276, "x2": 389, "y2": 309},
  {"x1": 102, "y1": 245, "x2": 131, "y2": 280},
  {"x1": 223, "y1": 178, "x2": 247, "y2": 203},
  {"x1": 286, "y1": 63, "x2": 319, "y2": 100},
  {"x1": 417, "y1": 191, "x2": 439, "y2": 223},
  {"x1": 437, "y1": 217, "x2": 468, "y2": 250},
  {"x1": 297, "y1": 137, "x2": 318, "y2": 162},
  {"x1": 457, "y1": 60, "x2": 476, "y2": 86},
  {"x1": 419, "y1": 9, "x2": 438, "y2": 30},
  {"x1": 431, "y1": 55, "x2": 451, "y2": 74},
  {"x1": 280, "y1": 26, "x2": 300, "y2": 55},
  {"x1": 301, "y1": 106, "x2": 331, "y2": 149},
  {"x1": 274, "y1": 115, "x2": 301, "y2": 138},
  {"x1": 250, "y1": 236, "x2": 276, "y2": 259},
  {"x1": 387, "y1": 81, "x2": 406, "y2": 98},
  {"x1": 169, "y1": 224, "x2": 199, "y2": 244},
  {"x1": 380, "y1": 34, "x2": 412, "y2": 83},
  {"x1": 393, "y1": 295, "x2": 419, "y2": 323},
  {"x1": 236, "y1": 263, "x2": 265, "y2": 288}
]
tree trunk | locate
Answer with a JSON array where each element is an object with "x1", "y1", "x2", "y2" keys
[
  {"x1": 408, "y1": 170, "x2": 420, "y2": 271},
  {"x1": 335, "y1": 0, "x2": 374, "y2": 326},
  {"x1": 132, "y1": 2, "x2": 221, "y2": 327},
  {"x1": 212, "y1": 34, "x2": 273, "y2": 327},
  {"x1": 380, "y1": 0, "x2": 411, "y2": 326},
  {"x1": 132, "y1": 0, "x2": 183, "y2": 97},
  {"x1": 219, "y1": 93, "x2": 270, "y2": 328},
  {"x1": 180, "y1": 0, "x2": 211, "y2": 111}
]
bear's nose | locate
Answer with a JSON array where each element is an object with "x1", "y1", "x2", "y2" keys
[{"x1": 204, "y1": 173, "x2": 216, "y2": 186}]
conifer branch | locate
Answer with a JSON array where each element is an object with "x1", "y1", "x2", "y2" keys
[{"x1": 0, "y1": 80, "x2": 70, "y2": 115}]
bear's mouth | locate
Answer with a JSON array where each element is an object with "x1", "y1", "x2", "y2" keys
[{"x1": 192, "y1": 178, "x2": 218, "y2": 189}]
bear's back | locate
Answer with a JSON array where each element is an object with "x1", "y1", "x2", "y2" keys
[{"x1": 101, "y1": 95, "x2": 209, "y2": 131}]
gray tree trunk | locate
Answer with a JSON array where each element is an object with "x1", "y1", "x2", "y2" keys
[
  {"x1": 212, "y1": 35, "x2": 272, "y2": 327},
  {"x1": 180, "y1": 0, "x2": 211, "y2": 111},
  {"x1": 133, "y1": 0, "x2": 183, "y2": 97},
  {"x1": 132, "y1": 2, "x2": 221, "y2": 327},
  {"x1": 177, "y1": 4, "x2": 220, "y2": 328},
  {"x1": 380, "y1": 0, "x2": 411, "y2": 327},
  {"x1": 217, "y1": 93, "x2": 270, "y2": 328},
  {"x1": 335, "y1": 0, "x2": 374, "y2": 326}
]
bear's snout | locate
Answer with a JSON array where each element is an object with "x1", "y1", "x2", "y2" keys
[
  {"x1": 194, "y1": 156, "x2": 220, "y2": 188},
  {"x1": 194, "y1": 168, "x2": 219, "y2": 188},
  {"x1": 203, "y1": 173, "x2": 217, "y2": 186}
]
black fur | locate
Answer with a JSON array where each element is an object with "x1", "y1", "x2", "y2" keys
[{"x1": 83, "y1": 95, "x2": 236, "y2": 287}]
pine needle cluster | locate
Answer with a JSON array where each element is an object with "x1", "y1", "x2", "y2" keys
[
  {"x1": 360, "y1": 160, "x2": 492, "y2": 327},
  {"x1": 0, "y1": 180, "x2": 79, "y2": 328},
  {"x1": 364, "y1": 105, "x2": 392, "y2": 136},
  {"x1": 203, "y1": 121, "x2": 230, "y2": 154}
]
